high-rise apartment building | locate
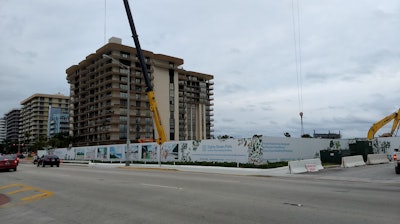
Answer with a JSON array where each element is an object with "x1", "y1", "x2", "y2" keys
[
  {"x1": 0, "y1": 117, "x2": 6, "y2": 143},
  {"x1": 5, "y1": 109, "x2": 21, "y2": 143},
  {"x1": 20, "y1": 93, "x2": 69, "y2": 144},
  {"x1": 47, "y1": 106, "x2": 70, "y2": 138},
  {"x1": 66, "y1": 37, "x2": 214, "y2": 146}
]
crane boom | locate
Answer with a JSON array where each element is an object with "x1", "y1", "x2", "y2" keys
[
  {"x1": 367, "y1": 108, "x2": 400, "y2": 140},
  {"x1": 122, "y1": 0, "x2": 167, "y2": 144}
]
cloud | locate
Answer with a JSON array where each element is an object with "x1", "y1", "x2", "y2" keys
[{"x1": 1, "y1": 0, "x2": 400, "y2": 140}]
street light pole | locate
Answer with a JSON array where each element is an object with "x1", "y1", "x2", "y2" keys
[
  {"x1": 103, "y1": 54, "x2": 131, "y2": 166},
  {"x1": 126, "y1": 65, "x2": 131, "y2": 166}
]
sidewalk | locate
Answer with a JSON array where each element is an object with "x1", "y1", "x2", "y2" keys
[{"x1": 87, "y1": 161, "x2": 291, "y2": 176}]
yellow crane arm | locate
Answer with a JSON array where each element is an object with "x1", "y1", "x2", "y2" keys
[
  {"x1": 367, "y1": 109, "x2": 400, "y2": 139},
  {"x1": 390, "y1": 117, "x2": 400, "y2": 136},
  {"x1": 147, "y1": 91, "x2": 167, "y2": 145},
  {"x1": 123, "y1": 0, "x2": 167, "y2": 144}
]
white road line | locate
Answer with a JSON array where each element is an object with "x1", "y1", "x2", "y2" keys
[{"x1": 140, "y1": 183, "x2": 183, "y2": 190}]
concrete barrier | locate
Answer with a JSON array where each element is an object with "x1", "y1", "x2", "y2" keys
[
  {"x1": 367, "y1": 154, "x2": 389, "y2": 165},
  {"x1": 341, "y1": 155, "x2": 365, "y2": 168},
  {"x1": 289, "y1": 158, "x2": 324, "y2": 174}
]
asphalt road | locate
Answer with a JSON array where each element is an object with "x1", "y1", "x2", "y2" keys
[{"x1": 0, "y1": 162, "x2": 399, "y2": 224}]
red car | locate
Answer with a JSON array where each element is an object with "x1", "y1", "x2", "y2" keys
[{"x1": 0, "y1": 155, "x2": 19, "y2": 171}]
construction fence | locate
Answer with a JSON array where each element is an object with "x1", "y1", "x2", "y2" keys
[{"x1": 41, "y1": 136, "x2": 399, "y2": 164}]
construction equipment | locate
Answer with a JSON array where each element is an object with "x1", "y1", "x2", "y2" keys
[
  {"x1": 122, "y1": 0, "x2": 167, "y2": 144},
  {"x1": 367, "y1": 108, "x2": 400, "y2": 140}
]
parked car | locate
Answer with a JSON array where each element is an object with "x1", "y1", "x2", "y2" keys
[
  {"x1": 0, "y1": 154, "x2": 19, "y2": 171},
  {"x1": 37, "y1": 155, "x2": 60, "y2": 167},
  {"x1": 394, "y1": 148, "x2": 399, "y2": 174}
]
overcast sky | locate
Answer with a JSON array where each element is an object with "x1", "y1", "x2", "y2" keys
[{"x1": 1, "y1": 0, "x2": 400, "y2": 139}]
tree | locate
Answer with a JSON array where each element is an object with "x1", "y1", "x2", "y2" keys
[
  {"x1": 0, "y1": 139, "x2": 11, "y2": 153},
  {"x1": 23, "y1": 132, "x2": 32, "y2": 148},
  {"x1": 47, "y1": 132, "x2": 77, "y2": 148},
  {"x1": 32, "y1": 135, "x2": 48, "y2": 151}
]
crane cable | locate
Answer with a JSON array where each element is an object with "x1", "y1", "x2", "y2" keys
[{"x1": 291, "y1": 0, "x2": 304, "y2": 136}]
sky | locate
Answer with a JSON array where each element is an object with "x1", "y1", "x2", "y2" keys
[{"x1": 1, "y1": 0, "x2": 400, "y2": 139}]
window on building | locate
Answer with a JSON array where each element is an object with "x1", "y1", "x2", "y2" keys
[
  {"x1": 121, "y1": 51, "x2": 130, "y2": 58},
  {"x1": 120, "y1": 68, "x2": 129, "y2": 75},
  {"x1": 120, "y1": 76, "x2": 128, "y2": 82},
  {"x1": 120, "y1": 108, "x2": 127, "y2": 115},
  {"x1": 119, "y1": 124, "x2": 127, "y2": 139},
  {"x1": 120, "y1": 92, "x2": 128, "y2": 98},
  {"x1": 119, "y1": 116, "x2": 127, "y2": 122}
]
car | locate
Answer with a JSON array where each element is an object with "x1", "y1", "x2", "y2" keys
[
  {"x1": 394, "y1": 148, "x2": 399, "y2": 174},
  {"x1": 37, "y1": 155, "x2": 60, "y2": 167},
  {"x1": 0, "y1": 154, "x2": 19, "y2": 171}
]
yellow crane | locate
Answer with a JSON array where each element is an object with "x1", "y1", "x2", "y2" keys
[
  {"x1": 122, "y1": 0, "x2": 167, "y2": 144},
  {"x1": 367, "y1": 108, "x2": 400, "y2": 140}
]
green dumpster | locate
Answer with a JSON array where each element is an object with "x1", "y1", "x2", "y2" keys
[
  {"x1": 349, "y1": 140, "x2": 372, "y2": 162},
  {"x1": 320, "y1": 149, "x2": 351, "y2": 164}
]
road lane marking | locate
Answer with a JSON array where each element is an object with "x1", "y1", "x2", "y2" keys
[
  {"x1": 21, "y1": 192, "x2": 52, "y2": 201},
  {"x1": 0, "y1": 183, "x2": 23, "y2": 190},
  {"x1": 5, "y1": 185, "x2": 33, "y2": 195},
  {"x1": 0, "y1": 184, "x2": 54, "y2": 208},
  {"x1": 141, "y1": 183, "x2": 183, "y2": 190}
]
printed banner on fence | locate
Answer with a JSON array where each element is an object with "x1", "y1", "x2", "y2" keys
[{"x1": 190, "y1": 139, "x2": 248, "y2": 163}]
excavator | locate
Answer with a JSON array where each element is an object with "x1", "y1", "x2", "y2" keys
[
  {"x1": 367, "y1": 108, "x2": 400, "y2": 140},
  {"x1": 122, "y1": 0, "x2": 167, "y2": 145}
]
